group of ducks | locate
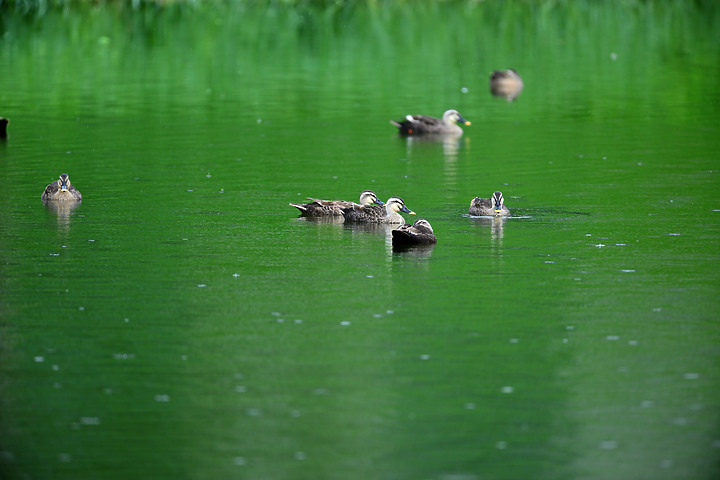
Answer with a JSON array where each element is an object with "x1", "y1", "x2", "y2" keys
[
  {"x1": 289, "y1": 69, "x2": 520, "y2": 246},
  {"x1": 39, "y1": 69, "x2": 521, "y2": 244},
  {"x1": 388, "y1": 69, "x2": 523, "y2": 136},
  {"x1": 290, "y1": 189, "x2": 510, "y2": 247},
  {"x1": 40, "y1": 172, "x2": 510, "y2": 247}
]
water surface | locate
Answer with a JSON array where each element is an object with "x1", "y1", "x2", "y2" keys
[{"x1": 1, "y1": 2, "x2": 719, "y2": 479}]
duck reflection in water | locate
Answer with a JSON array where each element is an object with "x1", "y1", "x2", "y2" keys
[
  {"x1": 401, "y1": 133, "x2": 466, "y2": 159},
  {"x1": 44, "y1": 200, "x2": 81, "y2": 231},
  {"x1": 471, "y1": 215, "x2": 506, "y2": 241}
]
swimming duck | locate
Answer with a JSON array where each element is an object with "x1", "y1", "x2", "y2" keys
[
  {"x1": 490, "y1": 69, "x2": 524, "y2": 101},
  {"x1": 392, "y1": 219, "x2": 437, "y2": 245},
  {"x1": 41, "y1": 174, "x2": 82, "y2": 203},
  {"x1": 391, "y1": 110, "x2": 471, "y2": 136},
  {"x1": 342, "y1": 196, "x2": 415, "y2": 224},
  {"x1": 290, "y1": 190, "x2": 384, "y2": 217},
  {"x1": 469, "y1": 191, "x2": 509, "y2": 216}
]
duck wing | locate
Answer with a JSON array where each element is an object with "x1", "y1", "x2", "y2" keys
[
  {"x1": 468, "y1": 197, "x2": 492, "y2": 216},
  {"x1": 342, "y1": 204, "x2": 385, "y2": 223},
  {"x1": 391, "y1": 114, "x2": 443, "y2": 135},
  {"x1": 290, "y1": 199, "x2": 344, "y2": 216},
  {"x1": 41, "y1": 182, "x2": 59, "y2": 202}
]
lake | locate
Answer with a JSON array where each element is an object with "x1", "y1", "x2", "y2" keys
[{"x1": 1, "y1": 2, "x2": 719, "y2": 479}]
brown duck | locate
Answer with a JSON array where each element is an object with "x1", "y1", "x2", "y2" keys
[
  {"x1": 469, "y1": 191, "x2": 510, "y2": 216},
  {"x1": 41, "y1": 174, "x2": 82, "y2": 203},
  {"x1": 392, "y1": 219, "x2": 437, "y2": 245},
  {"x1": 290, "y1": 190, "x2": 384, "y2": 217},
  {"x1": 391, "y1": 109, "x2": 471, "y2": 136}
]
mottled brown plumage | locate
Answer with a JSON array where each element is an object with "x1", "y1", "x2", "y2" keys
[
  {"x1": 290, "y1": 190, "x2": 383, "y2": 217},
  {"x1": 342, "y1": 196, "x2": 415, "y2": 224}
]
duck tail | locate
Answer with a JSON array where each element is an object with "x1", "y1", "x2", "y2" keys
[{"x1": 289, "y1": 203, "x2": 307, "y2": 212}]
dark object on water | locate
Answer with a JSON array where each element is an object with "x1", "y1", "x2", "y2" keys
[
  {"x1": 490, "y1": 69, "x2": 524, "y2": 101},
  {"x1": 290, "y1": 190, "x2": 384, "y2": 217},
  {"x1": 392, "y1": 219, "x2": 437, "y2": 246},
  {"x1": 342, "y1": 196, "x2": 415, "y2": 224},
  {"x1": 469, "y1": 191, "x2": 510, "y2": 216},
  {"x1": 0, "y1": 117, "x2": 8, "y2": 139},
  {"x1": 41, "y1": 174, "x2": 83, "y2": 203},
  {"x1": 391, "y1": 109, "x2": 470, "y2": 136}
]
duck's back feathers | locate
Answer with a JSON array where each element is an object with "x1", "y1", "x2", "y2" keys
[
  {"x1": 290, "y1": 199, "x2": 352, "y2": 217},
  {"x1": 341, "y1": 203, "x2": 387, "y2": 223},
  {"x1": 392, "y1": 219, "x2": 437, "y2": 245}
]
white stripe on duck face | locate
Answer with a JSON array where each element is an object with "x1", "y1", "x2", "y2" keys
[{"x1": 384, "y1": 197, "x2": 414, "y2": 215}]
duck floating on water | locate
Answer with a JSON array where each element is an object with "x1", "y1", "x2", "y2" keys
[
  {"x1": 490, "y1": 69, "x2": 524, "y2": 101},
  {"x1": 41, "y1": 174, "x2": 82, "y2": 203},
  {"x1": 0, "y1": 117, "x2": 8, "y2": 139},
  {"x1": 290, "y1": 190, "x2": 384, "y2": 217},
  {"x1": 391, "y1": 109, "x2": 471, "y2": 136},
  {"x1": 342, "y1": 196, "x2": 415, "y2": 224},
  {"x1": 392, "y1": 219, "x2": 437, "y2": 246},
  {"x1": 469, "y1": 191, "x2": 509, "y2": 216}
]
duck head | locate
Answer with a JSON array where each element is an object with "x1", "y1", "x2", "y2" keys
[
  {"x1": 443, "y1": 109, "x2": 471, "y2": 126},
  {"x1": 58, "y1": 174, "x2": 71, "y2": 192},
  {"x1": 492, "y1": 191, "x2": 505, "y2": 215},
  {"x1": 359, "y1": 190, "x2": 385, "y2": 206},
  {"x1": 385, "y1": 196, "x2": 415, "y2": 215}
]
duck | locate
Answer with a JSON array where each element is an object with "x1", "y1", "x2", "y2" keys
[
  {"x1": 290, "y1": 190, "x2": 384, "y2": 217},
  {"x1": 392, "y1": 219, "x2": 437, "y2": 245},
  {"x1": 0, "y1": 117, "x2": 8, "y2": 139},
  {"x1": 490, "y1": 69, "x2": 524, "y2": 101},
  {"x1": 41, "y1": 174, "x2": 82, "y2": 203},
  {"x1": 469, "y1": 191, "x2": 510, "y2": 216},
  {"x1": 391, "y1": 109, "x2": 471, "y2": 136},
  {"x1": 342, "y1": 196, "x2": 415, "y2": 224}
]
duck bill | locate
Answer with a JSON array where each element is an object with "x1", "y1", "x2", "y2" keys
[
  {"x1": 375, "y1": 200, "x2": 386, "y2": 206},
  {"x1": 463, "y1": 120, "x2": 471, "y2": 126},
  {"x1": 402, "y1": 207, "x2": 416, "y2": 215},
  {"x1": 494, "y1": 209, "x2": 502, "y2": 215},
  {"x1": 60, "y1": 182, "x2": 69, "y2": 192}
]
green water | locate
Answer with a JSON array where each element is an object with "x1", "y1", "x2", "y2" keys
[{"x1": 1, "y1": 2, "x2": 719, "y2": 479}]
